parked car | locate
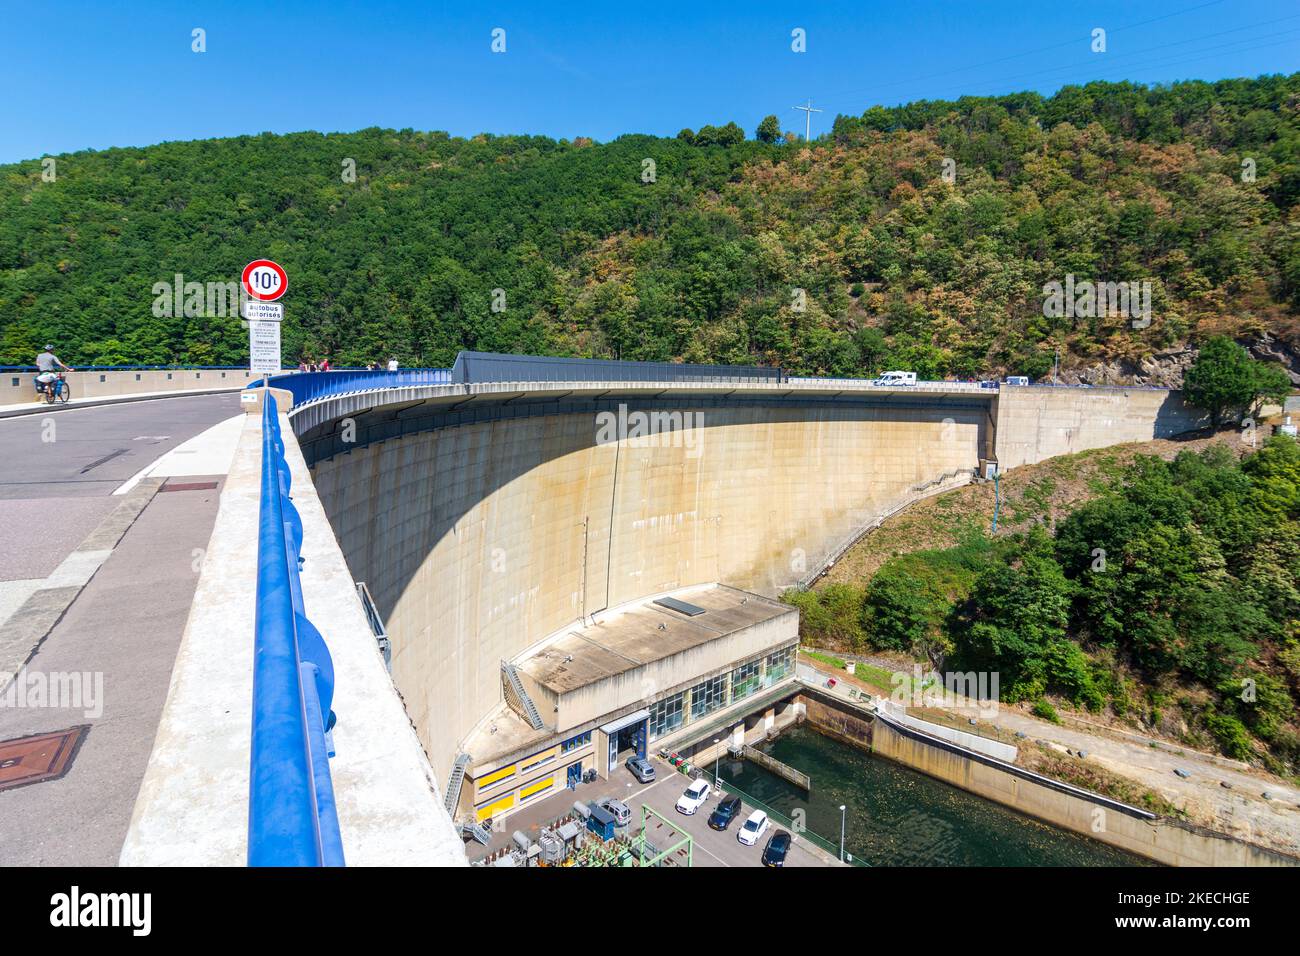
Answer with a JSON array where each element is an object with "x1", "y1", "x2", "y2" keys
[
  {"x1": 675, "y1": 778, "x2": 711, "y2": 815},
  {"x1": 737, "y1": 809, "x2": 770, "y2": 846},
  {"x1": 1003, "y1": 375, "x2": 1030, "y2": 386},
  {"x1": 708, "y1": 794, "x2": 743, "y2": 831},
  {"x1": 597, "y1": 797, "x2": 631, "y2": 827},
  {"x1": 762, "y1": 830, "x2": 792, "y2": 867},
  {"x1": 626, "y1": 755, "x2": 656, "y2": 783}
]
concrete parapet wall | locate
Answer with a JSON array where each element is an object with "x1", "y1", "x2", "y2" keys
[
  {"x1": 120, "y1": 412, "x2": 465, "y2": 866},
  {"x1": 2, "y1": 367, "x2": 266, "y2": 405},
  {"x1": 877, "y1": 700, "x2": 1018, "y2": 762},
  {"x1": 872, "y1": 715, "x2": 1296, "y2": 867},
  {"x1": 994, "y1": 385, "x2": 1208, "y2": 470},
  {"x1": 310, "y1": 403, "x2": 985, "y2": 781},
  {"x1": 742, "y1": 744, "x2": 811, "y2": 790}
]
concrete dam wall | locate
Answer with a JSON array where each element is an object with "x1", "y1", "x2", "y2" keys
[
  {"x1": 308, "y1": 401, "x2": 985, "y2": 780},
  {"x1": 299, "y1": 377, "x2": 1206, "y2": 784},
  {"x1": 995, "y1": 385, "x2": 1208, "y2": 469}
]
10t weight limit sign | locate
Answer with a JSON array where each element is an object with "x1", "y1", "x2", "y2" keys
[
  {"x1": 243, "y1": 259, "x2": 286, "y2": 375},
  {"x1": 242, "y1": 259, "x2": 287, "y2": 302}
]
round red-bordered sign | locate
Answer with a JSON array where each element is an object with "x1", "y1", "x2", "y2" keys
[{"x1": 242, "y1": 259, "x2": 288, "y2": 301}]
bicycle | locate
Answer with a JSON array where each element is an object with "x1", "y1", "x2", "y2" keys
[{"x1": 38, "y1": 371, "x2": 71, "y2": 404}]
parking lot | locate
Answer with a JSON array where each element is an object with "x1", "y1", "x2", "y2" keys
[{"x1": 468, "y1": 755, "x2": 839, "y2": 867}]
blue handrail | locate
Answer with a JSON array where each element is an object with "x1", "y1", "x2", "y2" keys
[
  {"x1": 246, "y1": 369, "x2": 453, "y2": 406},
  {"x1": 249, "y1": 393, "x2": 345, "y2": 867}
]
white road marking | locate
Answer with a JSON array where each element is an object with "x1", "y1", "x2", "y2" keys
[
  {"x1": 113, "y1": 414, "x2": 243, "y2": 495},
  {"x1": 44, "y1": 549, "x2": 113, "y2": 588}
]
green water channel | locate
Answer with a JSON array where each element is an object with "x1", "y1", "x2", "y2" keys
[{"x1": 721, "y1": 724, "x2": 1151, "y2": 866}]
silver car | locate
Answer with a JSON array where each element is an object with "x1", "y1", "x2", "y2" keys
[
  {"x1": 626, "y1": 756, "x2": 656, "y2": 783},
  {"x1": 598, "y1": 797, "x2": 631, "y2": 827}
]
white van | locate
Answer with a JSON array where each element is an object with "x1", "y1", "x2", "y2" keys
[
  {"x1": 871, "y1": 370, "x2": 917, "y2": 387},
  {"x1": 1003, "y1": 376, "x2": 1030, "y2": 386}
]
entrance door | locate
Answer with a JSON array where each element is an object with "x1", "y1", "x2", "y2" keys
[
  {"x1": 608, "y1": 732, "x2": 618, "y2": 773},
  {"x1": 634, "y1": 719, "x2": 647, "y2": 759},
  {"x1": 566, "y1": 762, "x2": 582, "y2": 790}
]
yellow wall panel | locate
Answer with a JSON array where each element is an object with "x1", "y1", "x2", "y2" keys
[
  {"x1": 475, "y1": 793, "x2": 515, "y2": 821},
  {"x1": 519, "y1": 775, "x2": 555, "y2": 801},
  {"x1": 476, "y1": 763, "x2": 517, "y2": 790},
  {"x1": 520, "y1": 746, "x2": 559, "y2": 773}
]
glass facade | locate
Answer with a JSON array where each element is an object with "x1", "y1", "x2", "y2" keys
[
  {"x1": 730, "y1": 659, "x2": 762, "y2": 703},
  {"x1": 560, "y1": 730, "x2": 591, "y2": 755},
  {"x1": 648, "y1": 691, "x2": 685, "y2": 742},
  {"x1": 690, "y1": 673, "x2": 728, "y2": 720},
  {"x1": 764, "y1": 645, "x2": 795, "y2": 686},
  {"x1": 644, "y1": 647, "x2": 795, "y2": 743}
]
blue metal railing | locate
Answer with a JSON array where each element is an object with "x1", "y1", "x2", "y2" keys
[
  {"x1": 249, "y1": 393, "x2": 345, "y2": 867},
  {"x1": 243, "y1": 352, "x2": 1180, "y2": 411},
  {"x1": 247, "y1": 368, "x2": 453, "y2": 406}
]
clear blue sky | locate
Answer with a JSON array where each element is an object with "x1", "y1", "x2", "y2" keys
[{"x1": 1, "y1": 0, "x2": 1297, "y2": 163}]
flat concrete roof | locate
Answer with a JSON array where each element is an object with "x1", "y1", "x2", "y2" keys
[{"x1": 516, "y1": 584, "x2": 794, "y2": 697}]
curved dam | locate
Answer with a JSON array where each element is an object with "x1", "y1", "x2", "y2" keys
[{"x1": 287, "y1": 356, "x2": 1207, "y2": 810}]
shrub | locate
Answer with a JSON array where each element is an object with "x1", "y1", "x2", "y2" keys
[{"x1": 1032, "y1": 699, "x2": 1061, "y2": 723}]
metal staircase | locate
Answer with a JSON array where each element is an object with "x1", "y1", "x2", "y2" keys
[
  {"x1": 444, "y1": 752, "x2": 471, "y2": 815},
  {"x1": 502, "y1": 662, "x2": 546, "y2": 730},
  {"x1": 461, "y1": 821, "x2": 492, "y2": 845}
]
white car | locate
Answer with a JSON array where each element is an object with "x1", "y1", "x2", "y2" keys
[
  {"x1": 675, "y1": 779, "x2": 711, "y2": 815},
  {"x1": 737, "y1": 809, "x2": 769, "y2": 846}
]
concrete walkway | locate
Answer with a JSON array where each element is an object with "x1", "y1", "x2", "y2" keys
[{"x1": 0, "y1": 394, "x2": 244, "y2": 865}]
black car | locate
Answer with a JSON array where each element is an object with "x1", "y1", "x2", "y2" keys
[
  {"x1": 707, "y1": 794, "x2": 743, "y2": 831},
  {"x1": 762, "y1": 830, "x2": 791, "y2": 867}
]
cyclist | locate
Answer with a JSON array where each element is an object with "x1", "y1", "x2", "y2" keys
[{"x1": 34, "y1": 345, "x2": 74, "y2": 401}]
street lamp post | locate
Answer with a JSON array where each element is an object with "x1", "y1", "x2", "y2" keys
[{"x1": 839, "y1": 804, "x2": 847, "y2": 863}]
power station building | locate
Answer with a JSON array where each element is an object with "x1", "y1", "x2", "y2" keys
[{"x1": 457, "y1": 584, "x2": 798, "y2": 825}]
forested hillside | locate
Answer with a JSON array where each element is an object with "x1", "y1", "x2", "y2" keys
[
  {"x1": 789, "y1": 433, "x2": 1300, "y2": 776},
  {"x1": 2, "y1": 75, "x2": 1299, "y2": 374}
]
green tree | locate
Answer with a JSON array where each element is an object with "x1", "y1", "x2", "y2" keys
[
  {"x1": 756, "y1": 115, "x2": 782, "y2": 144},
  {"x1": 950, "y1": 533, "x2": 1077, "y2": 701},
  {"x1": 1183, "y1": 336, "x2": 1279, "y2": 425}
]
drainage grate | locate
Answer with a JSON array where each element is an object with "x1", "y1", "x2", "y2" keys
[
  {"x1": 0, "y1": 726, "x2": 89, "y2": 792},
  {"x1": 158, "y1": 481, "x2": 219, "y2": 493}
]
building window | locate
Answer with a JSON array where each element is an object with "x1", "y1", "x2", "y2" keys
[
  {"x1": 560, "y1": 731, "x2": 591, "y2": 755},
  {"x1": 476, "y1": 763, "x2": 517, "y2": 794},
  {"x1": 648, "y1": 691, "x2": 685, "y2": 742},
  {"x1": 519, "y1": 750, "x2": 557, "y2": 774},
  {"x1": 519, "y1": 776, "x2": 554, "y2": 802},
  {"x1": 690, "y1": 673, "x2": 728, "y2": 721},
  {"x1": 731, "y1": 659, "x2": 762, "y2": 703},
  {"x1": 764, "y1": 646, "x2": 795, "y2": 686}
]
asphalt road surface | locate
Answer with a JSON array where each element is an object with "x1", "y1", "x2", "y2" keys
[
  {"x1": 0, "y1": 392, "x2": 243, "y2": 501},
  {"x1": 0, "y1": 392, "x2": 240, "y2": 864},
  {"x1": 0, "y1": 391, "x2": 243, "y2": 594}
]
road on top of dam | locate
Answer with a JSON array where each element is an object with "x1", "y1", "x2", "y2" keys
[{"x1": 0, "y1": 392, "x2": 242, "y2": 865}]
